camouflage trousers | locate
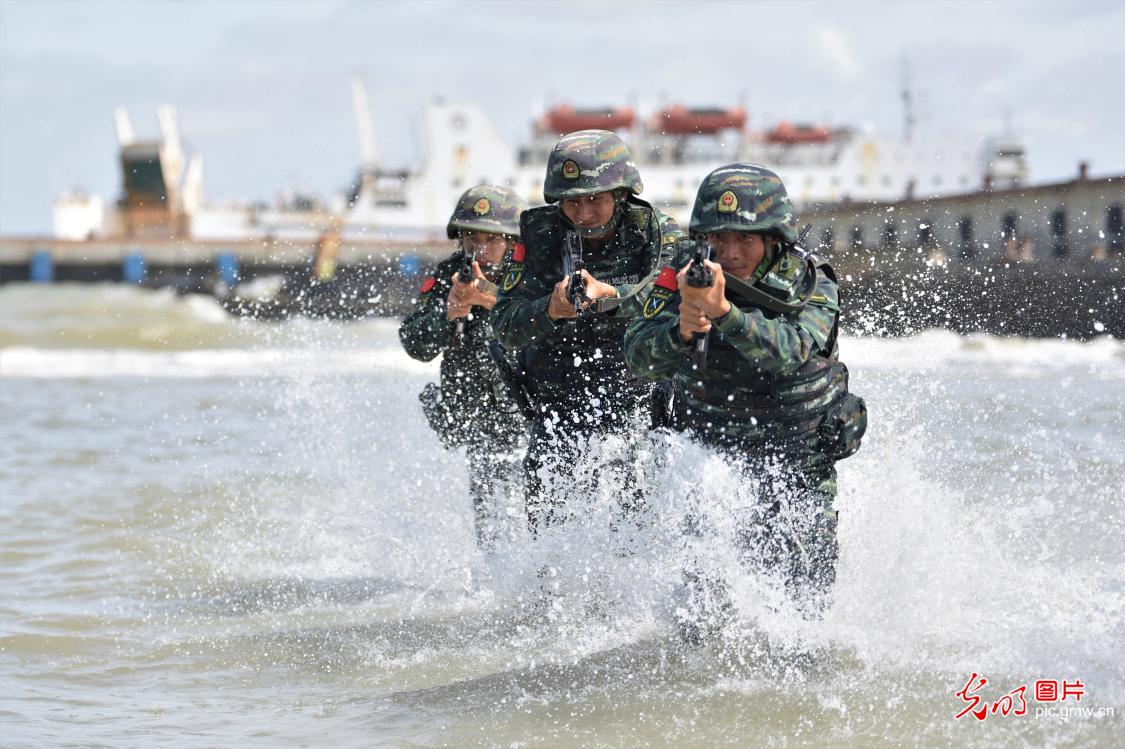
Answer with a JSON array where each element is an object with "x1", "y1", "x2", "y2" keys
[
  {"x1": 680, "y1": 435, "x2": 839, "y2": 628},
  {"x1": 465, "y1": 439, "x2": 524, "y2": 551},
  {"x1": 522, "y1": 391, "x2": 648, "y2": 534},
  {"x1": 731, "y1": 461, "x2": 838, "y2": 607}
]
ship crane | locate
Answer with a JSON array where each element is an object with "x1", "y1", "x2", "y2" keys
[
  {"x1": 351, "y1": 75, "x2": 378, "y2": 171},
  {"x1": 112, "y1": 105, "x2": 201, "y2": 237},
  {"x1": 349, "y1": 75, "x2": 379, "y2": 209}
]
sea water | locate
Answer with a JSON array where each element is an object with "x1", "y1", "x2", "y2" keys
[{"x1": 1, "y1": 284, "x2": 1122, "y2": 747}]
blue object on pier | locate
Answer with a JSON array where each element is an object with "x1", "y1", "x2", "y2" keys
[
  {"x1": 397, "y1": 255, "x2": 421, "y2": 276},
  {"x1": 29, "y1": 250, "x2": 54, "y2": 283},
  {"x1": 215, "y1": 253, "x2": 239, "y2": 286},
  {"x1": 122, "y1": 253, "x2": 147, "y2": 283}
]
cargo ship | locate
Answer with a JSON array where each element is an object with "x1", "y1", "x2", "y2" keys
[{"x1": 51, "y1": 78, "x2": 1030, "y2": 243}]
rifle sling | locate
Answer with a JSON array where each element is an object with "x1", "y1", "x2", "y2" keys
[
  {"x1": 723, "y1": 258, "x2": 818, "y2": 315},
  {"x1": 586, "y1": 262, "x2": 664, "y2": 314}
]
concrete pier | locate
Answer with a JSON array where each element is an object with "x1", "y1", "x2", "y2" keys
[{"x1": 0, "y1": 236, "x2": 450, "y2": 284}]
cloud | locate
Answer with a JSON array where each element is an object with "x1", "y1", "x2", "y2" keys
[
  {"x1": 813, "y1": 27, "x2": 863, "y2": 82},
  {"x1": 1020, "y1": 111, "x2": 1092, "y2": 138},
  {"x1": 2, "y1": 1, "x2": 1124, "y2": 234}
]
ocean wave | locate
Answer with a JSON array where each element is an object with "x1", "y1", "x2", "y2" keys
[
  {"x1": 0, "y1": 284, "x2": 249, "y2": 349},
  {"x1": 3, "y1": 286, "x2": 1121, "y2": 378},
  {"x1": 4, "y1": 330, "x2": 1120, "y2": 379},
  {"x1": 841, "y1": 329, "x2": 1124, "y2": 371},
  {"x1": 0, "y1": 283, "x2": 409, "y2": 354},
  {"x1": 0, "y1": 346, "x2": 436, "y2": 378}
]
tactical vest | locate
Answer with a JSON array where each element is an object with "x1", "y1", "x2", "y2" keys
[
  {"x1": 520, "y1": 200, "x2": 666, "y2": 402},
  {"x1": 414, "y1": 252, "x2": 524, "y2": 447},
  {"x1": 670, "y1": 252, "x2": 864, "y2": 461}
]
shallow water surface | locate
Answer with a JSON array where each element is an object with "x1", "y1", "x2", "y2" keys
[{"x1": 1, "y1": 286, "x2": 1122, "y2": 747}]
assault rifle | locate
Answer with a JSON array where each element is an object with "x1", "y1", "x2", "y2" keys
[
  {"x1": 684, "y1": 238, "x2": 713, "y2": 371},
  {"x1": 561, "y1": 230, "x2": 589, "y2": 317},
  {"x1": 454, "y1": 245, "x2": 476, "y2": 336}
]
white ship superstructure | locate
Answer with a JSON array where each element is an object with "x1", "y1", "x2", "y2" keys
[{"x1": 53, "y1": 79, "x2": 1029, "y2": 243}]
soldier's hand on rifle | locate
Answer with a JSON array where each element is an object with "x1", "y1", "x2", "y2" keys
[
  {"x1": 678, "y1": 300, "x2": 711, "y2": 343},
  {"x1": 581, "y1": 269, "x2": 618, "y2": 301},
  {"x1": 548, "y1": 270, "x2": 617, "y2": 320},
  {"x1": 676, "y1": 260, "x2": 730, "y2": 342},
  {"x1": 447, "y1": 262, "x2": 497, "y2": 320},
  {"x1": 678, "y1": 260, "x2": 729, "y2": 317},
  {"x1": 548, "y1": 276, "x2": 578, "y2": 320}
]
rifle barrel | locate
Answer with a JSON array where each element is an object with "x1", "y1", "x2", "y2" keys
[{"x1": 685, "y1": 238, "x2": 713, "y2": 370}]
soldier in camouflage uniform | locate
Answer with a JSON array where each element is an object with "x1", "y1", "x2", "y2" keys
[
  {"x1": 490, "y1": 130, "x2": 683, "y2": 531},
  {"x1": 399, "y1": 185, "x2": 529, "y2": 550},
  {"x1": 623, "y1": 164, "x2": 867, "y2": 627}
]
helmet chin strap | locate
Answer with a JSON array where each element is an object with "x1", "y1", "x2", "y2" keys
[{"x1": 752, "y1": 236, "x2": 780, "y2": 281}]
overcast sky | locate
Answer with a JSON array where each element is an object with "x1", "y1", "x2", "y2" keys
[{"x1": 1, "y1": 0, "x2": 1122, "y2": 234}]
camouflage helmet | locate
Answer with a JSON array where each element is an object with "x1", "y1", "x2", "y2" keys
[
  {"x1": 689, "y1": 164, "x2": 799, "y2": 243},
  {"x1": 446, "y1": 185, "x2": 526, "y2": 240},
  {"x1": 543, "y1": 129, "x2": 643, "y2": 203}
]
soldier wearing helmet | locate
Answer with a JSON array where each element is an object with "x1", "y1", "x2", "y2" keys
[
  {"x1": 399, "y1": 185, "x2": 529, "y2": 550},
  {"x1": 623, "y1": 164, "x2": 867, "y2": 635},
  {"x1": 490, "y1": 129, "x2": 683, "y2": 531}
]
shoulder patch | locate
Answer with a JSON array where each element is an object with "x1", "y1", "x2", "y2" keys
[
  {"x1": 642, "y1": 288, "x2": 674, "y2": 319},
  {"x1": 501, "y1": 266, "x2": 524, "y2": 292},
  {"x1": 627, "y1": 205, "x2": 649, "y2": 231},
  {"x1": 655, "y1": 266, "x2": 678, "y2": 291},
  {"x1": 512, "y1": 242, "x2": 526, "y2": 263},
  {"x1": 420, "y1": 277, "x2": 436, "y2": 294}
]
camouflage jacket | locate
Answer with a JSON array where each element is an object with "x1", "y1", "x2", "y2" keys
[
  {"x1": 623, "y1": 244, "x2": 852, "y2": 453},
  {"x1": 490, "y1": 198, "x2": 683, "y2": 407},
  {"x1": 399, "y1": 251, "x2": 520, "y2": 443}
]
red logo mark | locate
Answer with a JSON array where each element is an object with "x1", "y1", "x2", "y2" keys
[
  {"x1": 1036, "y1": 680, "x2": 1058, "y2": 702},
  {"x1": 990, "y1": 685, "x2": 1028, "y2": 717},
  {"x1": 955, "y1": 674, "x2": 1087, "y2": 721},
  {"x1": 1062, "y1": 680, "x2": 1085, "y2": 702},
  {"x1": 420, "y1": 277, "x2": 436, "y2": 293},
  {"x1": 512, "y1": 242, "x2": 526, "y2": 263},
  {"x1": 955, "y1": 673, "x2": 989, "y2": 721},
  {"x1": 655, "y1": 266, "x2": 678, "y2": 291}
]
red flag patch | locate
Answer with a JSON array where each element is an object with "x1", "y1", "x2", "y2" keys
[
  {"x1": 512, "y1": 242, "x2": 526, "y2": 263},
  {"x1": 655, "y1": 266, "x2": 678, "y2": 291},
  {"x1": 420, "y1": 277, "x2": 436, "y2": 294}
]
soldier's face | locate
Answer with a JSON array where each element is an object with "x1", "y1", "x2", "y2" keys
[
  {"x1": 560, "y1": 191, "x2": 617, "y2": 234},
  {"x1": 461, "y1": 231, "x2": 509, "y2": 265},
  {"x1": 707, "y1": 232, "x2": 767, "y2": 280}
]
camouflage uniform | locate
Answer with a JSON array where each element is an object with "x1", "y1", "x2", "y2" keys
[
  {"x1": 490, "y1": 130, "x2": 683, "y2": 530},
  {"x1": 399, "y1": 186, "x2": 528, "y2": 549},
  {"x1": 623, "y1": 165, "x2": 866, "y2": 616}
]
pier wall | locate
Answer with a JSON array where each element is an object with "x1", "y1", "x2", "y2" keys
[
  {"x1": 804, "y1": 175, "x2": 1123, "y2": 264},
  {"x1": 0, "y1": 237, "x2": 451, "y2": 284}
]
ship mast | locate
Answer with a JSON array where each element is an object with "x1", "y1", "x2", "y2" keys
[
  {"x1": 349, "y1": 75, "x2": 378, "y2": 211},
  {"x1": 351, "y1": 75, "x2": 378, "y2": 171},
  {"x1": 900, "y1": 54, "x2": 915, "y2": 143}
]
